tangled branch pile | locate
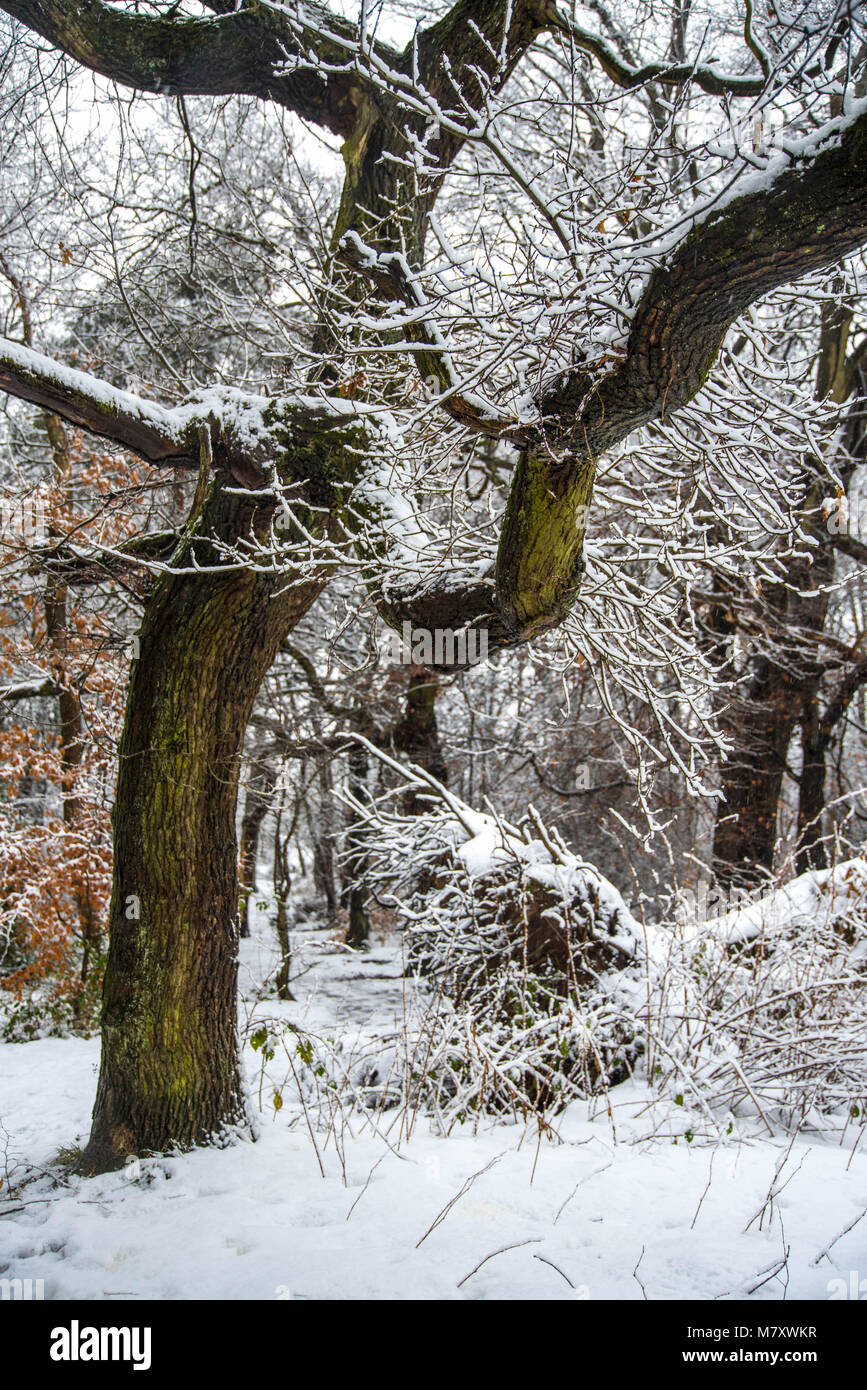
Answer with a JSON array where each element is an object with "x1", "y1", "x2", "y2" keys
[
  {"x1": 653, "y1": 860, "x2": 867, "y2": 1136},
  {"x1": 337, "y1": 742, "x2": 867, "y2": 1140},
  {"x1": 339, "y1": 740, "x2": 650, "y2": 1128}
]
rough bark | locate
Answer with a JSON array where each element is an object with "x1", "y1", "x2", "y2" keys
[
  {"x1": 712, "y1": 660, "x2": 802, "y2": 886},
  {"x1": 355, "y1": 107, "x2": 867, "y2": 648},
  {"x1": 495, "y1": 110, "x2": 867, "y2": 639},
  {"x1": 79, "y1": 457, "x2": 329, "y2": 1172},
  {"x1": 711, "y1": 526, "x2": 836, "y2": 887}
]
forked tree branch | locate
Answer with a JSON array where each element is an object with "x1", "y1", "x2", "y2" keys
[{"x1": 337, "y1": 232, "x2": 516, "y2": 435}]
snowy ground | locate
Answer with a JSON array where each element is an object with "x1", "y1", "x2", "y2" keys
[{"x1": 1, "y1": 909, "x2": 865, "y2": 1301}]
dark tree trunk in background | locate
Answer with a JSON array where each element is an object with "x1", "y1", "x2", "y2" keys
[
  {"x1": 273, "y1": 791, "x2": 294, "y2": 1000},
  {"x1": 794, "y1": 364, "x2": 867, "y2": 876},
  {"x1": 42, "y1": 401, "x2": 100, "y2": 1013},
  {"x1": 712, "y1": 302, "x2": 854, "y2": 888},
  {"x1": 344, "y1": 741, "x2": 371, "y2": 948},
  {"x1": 394, "y1": 668, "x2": 448, "y2": 814},
  {"x1": 711, "y1": 493, "x2": 839, "y2": 888},
  {"x1": 794, "y1": 647, "x2": 867, "y2": 876},
  {"x1": 712, "y1": 665, "x2": 797, "y2": 887},
  {"x1": 341, "y1": 669, "x2": 449, "y2": 943},
  {"x1": 308, "y1": 759, "x2": 340, "y2": 924},
  {"x1": 238, "y1": 758, "x2": 277, "y2": 939},
  {"x1": 796, "y1": 698, "x2": 829, "y2": 875}
]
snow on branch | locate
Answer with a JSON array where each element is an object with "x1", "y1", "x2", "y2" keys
[
  {"x1": 0, "y1": 337, "x2": 199, "y2": 467},
  {"x1": 0, "y1": 0, "x2": 394, "y2": 137},
  {"x1": 545, "y1": 1, "x2": 767, "y2": 97},
  {"x1": 0, "y1": 674, "x2": 61, "y2": 702},
  {"x1": 337, "y1": 232, "x2": 521, "y2": 439},
  {"x1": 334, "y1": 734, "x2": 648, "y2": 1121}
]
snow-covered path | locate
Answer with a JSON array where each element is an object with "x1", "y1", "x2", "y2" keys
[
  {"x1": 1, "y1": 916, "x2": 865, "y2": 1301},
  {"x1": 239, "y1": 908, "x2": 409, "y2": 1033}
]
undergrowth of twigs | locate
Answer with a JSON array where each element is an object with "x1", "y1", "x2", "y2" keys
[{"x1": 242, "y1": 747, "x2": 867, "y2": 1165}]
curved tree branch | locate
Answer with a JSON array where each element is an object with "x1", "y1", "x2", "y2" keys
[
  {"x1": 493, "y1": 105, "x2": 867, "y2": 633},
  {"x1": 377, "y1": 105, "x2": 867, "y2": 652},
  {"x1": 0, "y1": 337, "x2": 199, "y2": 466},
  {"x1": 545, "y1": 0, "x2": 766, "y2": 96},
  {"x1": 0, "y1": 0, "x2": 398, "y2": 136}
]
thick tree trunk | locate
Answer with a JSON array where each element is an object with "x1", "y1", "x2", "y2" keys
[
  {"x1": 79, "y1": 484, "x2": 322, "y2": 1173},
  {"x1": 712, "y1": 671, "x2": 797, "y2": 887}
]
